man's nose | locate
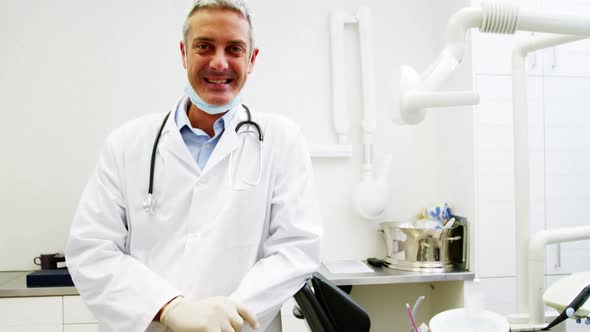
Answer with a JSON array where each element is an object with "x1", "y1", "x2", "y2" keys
[{"x1": 209, "y1": 50, "x2": 229, "y2": 72}]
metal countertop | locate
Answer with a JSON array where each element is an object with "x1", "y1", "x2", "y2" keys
[
  {"x1": 0, "y1": 263, "x2": 475, "y2": 297},
  {"x1": 319, "y1": 262, "x2": 475, "y2": 286},
  {"x1": 0, "y1": 271, "x2": 78, "y2": 298}
]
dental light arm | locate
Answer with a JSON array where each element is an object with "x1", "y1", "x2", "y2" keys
[
  {"x1": 511, "y1": 34, "x2": 588, "y2": 328},
  {"x1": 399, "y1": 2, "x2": 590, "y2": 125}
]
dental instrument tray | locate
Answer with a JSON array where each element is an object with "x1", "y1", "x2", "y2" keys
[
  {"x1": 26, "y1": 268, "x2": 74, "y2": 288},
  {"x1": 380, "y1": 216, "x2": 469, "y2": 273}
]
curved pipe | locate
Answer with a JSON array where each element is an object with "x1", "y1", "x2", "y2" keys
[
  {"x1": 421, "y1": 8, "x2": 482, "y2": 91},
  {"x1": 330, "y1": 10, "x2": 350, "y2": 144},
  {"x1": 358, "y1": 7, "x2": 377, "y2": 181},
  {"x1": 399, "y1": 1, "x2": 590, "y2": 125},
  {"x1": 511, "y1": 33, "x2": 588, "y2": 319},
  {"x1": 355, "y1": 154, "x2": 393, "y2": 220},
  {"x1": 527, "y1": 227, "x2": 590, "y2": 325}
]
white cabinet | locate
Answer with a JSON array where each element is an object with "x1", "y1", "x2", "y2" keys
[
  {"x1": 64, "y1": 295, "x2": 97, "y2": 324},
  {"x1": 281, "y1": 298, "x2": 311, "y2": 332},
  {"x1": 0, "y1": 296, "x2": 62, "y2": 331},
  {"x1": 479, "y1": 277, "x2": 517, "y2": 316},
  {"x1": 64, "y1": 295, "x2": 98, "y2": 331},
  {"x1": 0, "y1": 295, "x2": 97, "y2": 331},
  {"x1": 63, "y1": 324, "x2": 99, "y2": 332}
]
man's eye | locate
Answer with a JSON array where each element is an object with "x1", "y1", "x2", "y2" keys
[
  {"x1": 195, "y1": 43, "x2": 210, "y2": 51},
  {"x1": 229, "y1": 45, "x2": 244, "y2": 53}
]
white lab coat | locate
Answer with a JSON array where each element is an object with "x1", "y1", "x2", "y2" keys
[{"x1": 65, "y1": 100, "x2": 322, "y2": 332}]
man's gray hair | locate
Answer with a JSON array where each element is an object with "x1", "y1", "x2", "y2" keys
[{"x1": 182, "y1": 0, "x2": 255, "y2": 51}]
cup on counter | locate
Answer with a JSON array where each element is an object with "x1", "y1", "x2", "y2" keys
[{"x1": 33, "y1": 253, "x2": 65, "y2": 270}]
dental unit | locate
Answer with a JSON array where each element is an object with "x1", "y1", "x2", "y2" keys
[{"x1": 398, "y1": 1, "x2": 590, "y2": 330}]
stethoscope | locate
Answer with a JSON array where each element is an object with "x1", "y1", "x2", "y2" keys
[{"x1": 143, "y1": 104, "x2": 263, "y2": 213}]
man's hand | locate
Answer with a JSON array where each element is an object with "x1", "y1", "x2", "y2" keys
[{"x1": 160, "y1": 296, "x2": 260, "y2": 332}]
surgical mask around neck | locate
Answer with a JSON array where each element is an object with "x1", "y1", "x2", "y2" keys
[{"x1": 184, "y1": 83, "x2": 241, "y2": 115}]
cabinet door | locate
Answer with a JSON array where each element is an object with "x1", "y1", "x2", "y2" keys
[
  {"x1": 478, "y1": 277, "x2": 517, "y2": 316},
  {"x1": 0, "y1": 296, "x2": 62, "y2": 330},
  {"x1": 281, "y1": 298, "x2": 311, "y2": 332},
  {"x1": 64, "y1": 324, "x2": 99, "y2": 332},
  {"x1": 63, "y1": 295, "x2": 97, "y2": 324},
  {"x1": 543, "y1": 77, "x2": 590, "y2": 275},
  {"x1": 0, "y1": 325, "x2": 62, "y2": 332},
  {"x1": 541, "y1": 0, "x2": 590, "y2": 77}
]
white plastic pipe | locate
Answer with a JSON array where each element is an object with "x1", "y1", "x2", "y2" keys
[
  {"x1": 357, "y1": 7, "x2": 377, "y2": 180},
  {"x1": 355, "y1": 7, "x2": 392, "y2": 220},
  {"x1": 330, "y1": 10, "x2": 350, "y2": 145},
  {"x1": 512, "y1": 34, "x2": 587, "y2": 317},
  {"x1": 527, "y1": 226, "x2": 590, "y2": 324},
  {"x1": 328, "y1": 8, "x2": 391, "y2": 218},
  {"x1": 518, "y1": 11, "x2": 590, "y2": 35},
  {"x1": 512, "y1": 42, "x2": 531, "y2": 317},
  {"x1": 404, "y1": 91, "x2": 479, "y2": 111},
  {"x1": 400, "y1": 1, "x2": 590, "y2": 125},
  {"x1": 421, "y1": 8, "x2": 483, "y2": 91}
]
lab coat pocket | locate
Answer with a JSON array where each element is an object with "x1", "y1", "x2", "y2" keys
[
  {"x1": 228, "y1": 134, "x2": 263, "y2": 192},
  {"x1": 181, "y1": 230, "x2": 254, "y2": 297},
  {"x1": 219, "y1": 190, "x2": 268, "y2": 247}
]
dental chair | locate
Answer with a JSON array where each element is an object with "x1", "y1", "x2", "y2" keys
[{"x1": 293, "y1": 273, "x2": 371, "y2": 332}]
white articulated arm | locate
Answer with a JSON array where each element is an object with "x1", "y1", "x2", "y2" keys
[
  {"x1": 511, "y1": 33, "x2": 588, "y2": 322},
  {"x1": 399, "y1": 1, "x2": 590, "y2": 125},
  {"x1": 527, "y1": 227, "x2": 590, "y2": 325}
]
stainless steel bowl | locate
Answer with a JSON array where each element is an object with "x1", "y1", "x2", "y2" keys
[{"x1": 381, "y1": 219, "x2": 468, "y2": 273}]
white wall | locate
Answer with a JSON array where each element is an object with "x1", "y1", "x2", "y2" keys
[
  {"x1": 0, "y1": 0, "x2": 192, "y2": 270},
  {"x1": 1, "y1": 0, "x2": 481, "y2": 329},
  {"x1": 0, "y1": 0, "x2": 474, "y2": 272}
]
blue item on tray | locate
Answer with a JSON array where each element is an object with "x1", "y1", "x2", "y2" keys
[{"x1": 26, "y1": 268, "x2": 74, "y2": 288}]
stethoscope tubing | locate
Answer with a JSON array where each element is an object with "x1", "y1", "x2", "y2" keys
[
  {"x1": 146, "y1": 104, "x2": 262, "y2": 202},
  {"x1": 148, "y1": 111, "x2": 172, "y2": 196}
]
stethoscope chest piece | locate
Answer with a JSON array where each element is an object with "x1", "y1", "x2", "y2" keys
[{"x1": 143, "y1": 193, "x2": 155, "y2": 214}]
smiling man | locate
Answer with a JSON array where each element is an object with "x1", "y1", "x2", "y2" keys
[{"x1": 65, "y1": 1, "x2": 322, "y2": 332}]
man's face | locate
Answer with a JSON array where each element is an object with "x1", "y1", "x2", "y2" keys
[{"x1": 181, "y1": 8, "x2": 259, "y2": 106}]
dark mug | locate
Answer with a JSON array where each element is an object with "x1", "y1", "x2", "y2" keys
[{"x1": 33, "y1": 253, "x2": 65, "y2": 270}]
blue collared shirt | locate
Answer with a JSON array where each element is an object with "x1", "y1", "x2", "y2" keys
[{"x1": 175, "y1": 97, "x2": 238, "y2": 170}]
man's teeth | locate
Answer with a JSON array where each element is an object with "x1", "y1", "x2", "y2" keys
[{"x1": 207, "y1": 79, "x2": 228, "y2": 84}]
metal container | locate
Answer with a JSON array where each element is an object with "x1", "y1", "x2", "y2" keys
[{"x1": 381, "y1": 217, "x2": 468, "y2": 272}]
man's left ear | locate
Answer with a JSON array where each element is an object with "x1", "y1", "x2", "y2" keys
[{"x1": 248, "y1": 48, "x2": 260, "y2": 74}]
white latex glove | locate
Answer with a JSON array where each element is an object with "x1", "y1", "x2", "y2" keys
[{"x1": 160, "y1": 296, "x2": 259, "y2": 332}]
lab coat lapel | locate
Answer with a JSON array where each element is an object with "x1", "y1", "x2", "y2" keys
[
  {"x1": 160, "y1": 108, "x2": 201, "y2": 174},
  {"x1": 203, "y1": 105, "x2": 247, "y2": 173}
]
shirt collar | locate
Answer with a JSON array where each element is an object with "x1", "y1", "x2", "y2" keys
[{"x1": 175, "y1": 96, "x2": 240, "y2": 138}]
